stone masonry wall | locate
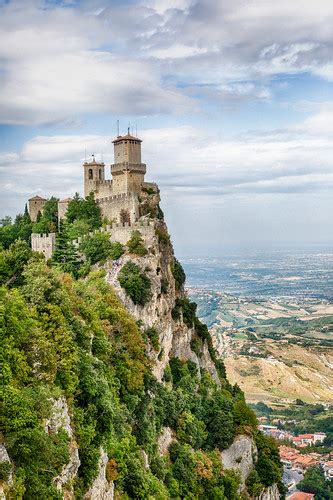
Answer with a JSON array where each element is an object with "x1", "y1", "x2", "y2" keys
[
  {"x1": 31, "y1": 233, "x2": 56, "y2": 260},
  {"x1": 97, "y1": 192, "x2": 140, "y2": 224}
]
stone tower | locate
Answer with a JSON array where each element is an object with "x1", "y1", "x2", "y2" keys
[
  {"x1": 111, "y1": 131, "x2": 146, "y2": 195},
  {"x1": 83, "y1": 156, "x2": 106, "y2": 197},
  {"x1": 28, "y1": 195, "x2": 47, "y2": 222}
]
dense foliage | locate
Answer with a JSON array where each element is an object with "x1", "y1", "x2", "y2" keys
[
  {"x1": 118, "y1": 260, "x2": 152, "y2": 305},
  {"x1": 0, "y1": 203, "x2": 283, "y2": 498},
  {"x1": 66, "y1": 193, "x2": 102, "y2": 231},
  {"x1": 80, "y1": 232, "x2": 124, "y2": 265},
  {"x1": 126, "y1": 230, "x2": 147, "y2": 256},
  {"x1": 171, "y1": 258, "x2": 186, "y2": 291},
  {"x1": 298, "y1": 466, "x2": 333, "y2": 499},
  {"x1": 32, "y1": 197, "x2": 58, "y2": 234},
  {"x1": 0, "y1": 209, "x2": 32, "y2": 249}
]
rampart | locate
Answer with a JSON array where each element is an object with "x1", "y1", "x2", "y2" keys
[
  {"x1": 96, "y1": 192, "x2": 140, "y2": 224},
  {"x1": 31, "y1": 233, "x2": 56, "y2": 260},
  {"x1": 110, "y1": 220, "x2": 155, "y2": 247}
]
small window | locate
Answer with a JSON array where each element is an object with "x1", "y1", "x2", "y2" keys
[
  {"x1": 99, "y1": 169, "x2": 102, "y2": 180},
  {"x1": 88, "y1": 169, "x2": 93, "y2": 180}
]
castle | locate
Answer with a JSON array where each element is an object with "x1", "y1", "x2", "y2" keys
[{"x1": 29, "y1": 129, "x2": 158, "y2": 258}]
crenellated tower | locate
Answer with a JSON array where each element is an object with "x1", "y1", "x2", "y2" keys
[{"x1": 111, "y1": 131, "x2": 146, "y2": 194}]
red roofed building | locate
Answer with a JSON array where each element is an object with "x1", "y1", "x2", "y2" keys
[{"x1": 287, "y1": 493, "x2": 315, "y2": 500}]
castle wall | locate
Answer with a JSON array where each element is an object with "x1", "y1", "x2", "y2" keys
[
  {"x1": 94, "y1": 180, "x2": 113, "y2": 199},
  {"x1": 110, "y1": 220, "x2": 155, "y2": 247},
  {"x1": 31, "y1": 233, "x2": 56, "y2": 260},
  {"x1": 97, "y1": 193, "x2": 140, "y2": 223}
]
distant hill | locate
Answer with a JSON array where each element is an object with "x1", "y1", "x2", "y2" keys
[{"x1": 188, "y1": 289, "x2": 333, "y2": 405}]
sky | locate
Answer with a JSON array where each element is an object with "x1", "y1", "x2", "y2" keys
[{"x1": 1, "y1": 0, "x2": 333, "y2": 255}]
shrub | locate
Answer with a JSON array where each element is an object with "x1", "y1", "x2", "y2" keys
[
  {"x1": 80, "y1": 232, "x2": 124, "y2": 264},
  {"x1": 66, "y1": 192, "x2": 101, "y2": 230},
  {"x1": 32, "y1": 197, "x2": 58, "y2": 234},
  {"x1": 0, "y1": 461, "x2": 11, "y2": 481},
  {"x1": 127, "y1": 230, "x2": 147, "y2": 256},
  {"x1": 155, "y1": 227, "x2": 170, "y2": 244},
  {"x1": 171, "y1": 259, "x2": 186, "y2": 290},
  {"x1": 118, "y1": 261, "x2": 151, "y2": 306},
  {"x1": 144, "y1": 327, "x2": 160, "y2": 351}
]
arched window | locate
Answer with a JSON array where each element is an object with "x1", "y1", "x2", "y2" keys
[
  {"x1": 99, "y1": 169, "x2": 102, "y2": 180},
  {"x1": 88, "y1": 169, "x2": 93, "y2": 180}
]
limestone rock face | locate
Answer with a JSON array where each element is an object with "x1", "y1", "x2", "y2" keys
[
  {"x1": 45, "y1": 397, "x2": 72, "y2": 436},
  {"x1": 0, "y1": 445, "x2": 13, "y2": 500},
  {"x1": 106, "y1": 219, "x2": 220, "y2": 384},
  {"x1": 45, "y1": 398, "x2": 80, "y2": 499},
  {"x1": 255, "y1": 483, "x2": 280, "y2": 500},
  {"x1": 84, "y1": 449, "x2": 114, "y2": 500},
  {"x1": 157, "y1": 427, "x2": 174, "y2": 456},
  {"x1": 221, "y1": 435, "x2": 257, "y2": 490}
]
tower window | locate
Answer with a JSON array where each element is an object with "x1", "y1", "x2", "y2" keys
[
  {"x1": 99, "y1": 169, "x2": 102, "y2": 180},
  {"x1": 88, "y1": 169, "x2": 93, "y2": 180}
]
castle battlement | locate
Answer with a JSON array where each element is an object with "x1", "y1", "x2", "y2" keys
[
  {"x1": 95, "y1": 179, "x2": 113, "y2": 186},
  {"x1": 96, "y1": 192, "x2": 137, "y2": 204},
  {"x1": 31, "y1": 232, "x2": 56, "y2": 260}
]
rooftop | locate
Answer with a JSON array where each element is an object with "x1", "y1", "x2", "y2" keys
[
  {"x1": 28, "y1": 195, "x2": 46, "y2": 201},
  {"x1": 112, "y1": 133, "x2": 142, "y2": 143},
  {"x1": 287, "y1": 493, "x2": 315, "y2": 500}
]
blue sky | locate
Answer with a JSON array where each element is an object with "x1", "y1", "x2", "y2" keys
[{"x1": 1, "y1": 0, "x2": 333, "y2": 254}]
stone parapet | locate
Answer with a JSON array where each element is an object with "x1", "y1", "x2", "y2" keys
[
  {"x1": 31, "y1": 233, "x2": 56, "y2": 260},
  {"x1": 111, "y1": 163, "x2": 146, "y2": 175}
]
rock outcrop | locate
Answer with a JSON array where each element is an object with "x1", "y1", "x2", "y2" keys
[
  {"x1": 221, "y1": 434, "x2": 257, "y2": 490},
  {"x1": 84, "y1": 449, "x2": 114, "y2": 500},
  {"x1": 106, "y1": 219, "x2": 220, "y2": 384}
]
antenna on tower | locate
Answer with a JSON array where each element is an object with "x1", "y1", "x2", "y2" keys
[
  {"x1": 117, "y1": 119, "x2": 119, "y2": 137},
  {"x1": 84, "y1": 149, "x2": 87, "y2": 161},
  {"x1": 101, "y1": 151, "x2": 104, "y2": 162},
  {"x1": 128, "y1": 122, "x2": 130, "y2": 135}
]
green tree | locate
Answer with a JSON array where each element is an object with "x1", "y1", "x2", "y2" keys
[
  {"x1": 0, "y1": 239, "x2": 32, "y2": 287},
  {"x1": 32, "y1": 197, "x2": 59, "y2": 234},
  {"x1": 118, "y1": 261, "x2": 151, "y2": 305},
  {"x1": 127, "y1": 230, "x2": 147, "y2": 255},
  {"x1": 298, "y1": 466, "x2": 333, "y2": 499},
  {"x1": 52, "y1": 221, "x2": 80, "y2": 276},
  {"x1": 66, "y1": 193, "x2": 101, "y2": 230},
  {"x1": 171, "y1": 258, "x2": 186, "y2": 290},
  {"x1": 80, "y1": 232, "x2": 123, "y2": 264}
]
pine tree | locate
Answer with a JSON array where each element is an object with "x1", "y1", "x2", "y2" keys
[{"x1": 52, "y1": 221, "x2": 80, "y2": 276}]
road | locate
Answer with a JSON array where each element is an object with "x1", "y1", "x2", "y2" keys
[{"x1": 283, "y1": 466, "x2": 304, "y2": 494}]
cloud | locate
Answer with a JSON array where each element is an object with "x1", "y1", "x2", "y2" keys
[
  {"x1": 0, "y1": 0, "x2": 190, "y2": 125},
  {"x1": 2, "y1": 0, "x2": 333, "y2": 125},
  {"x1": 2, "y1": 108, "x2": 333, "y2": 217}
]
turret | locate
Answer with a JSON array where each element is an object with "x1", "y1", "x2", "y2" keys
[
  {"x1": 83, "y1": 156, "x2": 105, "y2": 197},
  {"x1": 111, "y1": 130, "x2": 146, "y2": 194}
]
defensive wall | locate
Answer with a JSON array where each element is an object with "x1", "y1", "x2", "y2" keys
[{"x1": 31, "y1": 233, "x2": 56, "y2": 260}]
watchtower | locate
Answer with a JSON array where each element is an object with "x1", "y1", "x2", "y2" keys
[
  {"x1": 83, "y1": 156, "x2": 105, "y2": 197},
  {"x1": 28, "y1": 195, "x2": 47, "y2": 222},
  {"x1": 111, "y1": 130, "x2": 146, "y2": 194}
]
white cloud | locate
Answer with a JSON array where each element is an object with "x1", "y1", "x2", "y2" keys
[{"x1": 2, "y1": 0, "x2": 333, "y2": 124}]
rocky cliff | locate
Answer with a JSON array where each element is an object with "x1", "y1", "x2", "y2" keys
[{"x1": 0, "y1": 189, "x2": 283, "y2": 499}]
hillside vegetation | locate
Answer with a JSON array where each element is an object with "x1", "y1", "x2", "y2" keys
[{"x1": 0, "y1": 199, "x2": 283, "y2": 499}]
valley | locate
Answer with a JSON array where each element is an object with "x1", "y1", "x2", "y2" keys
[{"x1": 188, "y1": 289, "x2": 333, "y2": 404}]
